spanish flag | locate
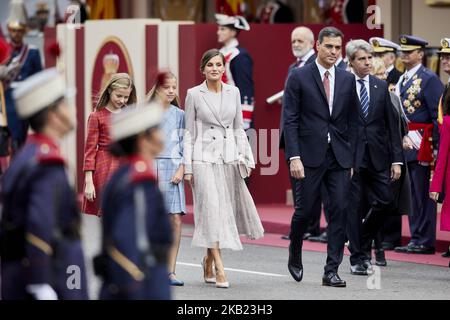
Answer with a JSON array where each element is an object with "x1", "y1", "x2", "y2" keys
[{"x1": 87, "y1": 0, "x2": 118, "y2": 20}]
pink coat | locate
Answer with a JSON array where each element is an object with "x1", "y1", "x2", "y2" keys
[{"x1": 430, "y1": 115, "x2": 450, "y2": 231}]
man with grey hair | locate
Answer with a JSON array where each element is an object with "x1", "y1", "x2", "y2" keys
[
  {"x1": 288, "y1": 27, "x2": 316, "y2": 75},
  {"x1": 280, "y1": 26, "x2": 319, "y2": 241},
  {"x1": 345, "y1": 39, "x2": 403, "y2": 275}
]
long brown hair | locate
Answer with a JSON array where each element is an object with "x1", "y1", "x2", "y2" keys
[
  {"x1": 146, "y1": 71, "x2": 180, "y2": 107},
  {"x1": 95, "y1": 73, "x2": 137, "y2": 111}
]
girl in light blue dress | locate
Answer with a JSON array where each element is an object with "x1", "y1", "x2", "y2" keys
[{"x1": 147, "y1": 71, "x2": 186, "y2": 286}]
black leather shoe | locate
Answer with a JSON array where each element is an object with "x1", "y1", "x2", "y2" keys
[
  {"x1": 308, "y1": 232, "x2": 327, "y2": 243},
  {"x1": 282, "y1": 233, "x2": 311, "y2": 241},
  {"x1": 409, "y1": 245, "x2": 435, "y2": 255},
  {"x1": 394, "y1": 243, "x2": 414, "y2": 253},
  {"x1": 362, "y1": 260, "x2": 373, "y2": 271},
  {"x1": 288, "y1": 243, "x2": 303, "y2": 282},
  {"x1": 303, "y1": 232, "x2": 312, "y2": 240},
  {"x1": 322, "y1": 273, "x2": 346, "y2": 287},
  {"x1": 441, "y1": 249, "x2": 450, "y2": 258},
  {"x1": 375, "y1": 249, "x2": 387, "y2": 266},
  {"x1": 350, "y1": 264, "x2": 368, "y2": 275}
]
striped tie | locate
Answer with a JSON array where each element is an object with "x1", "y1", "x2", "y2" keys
[{"x1": 358, "y1": 79, "x2": 369, "y2": 118}]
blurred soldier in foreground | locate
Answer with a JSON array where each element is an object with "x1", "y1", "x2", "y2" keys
[
  {"x1": 0, "y1": 68, "x2": 88, "y2": 300},
  {"x1": 94, "y1": 102, "x2": 172, "y2": 300}
]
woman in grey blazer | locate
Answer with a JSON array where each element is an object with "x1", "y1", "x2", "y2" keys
[{"x1": 184, "y1": 49, "x2": 264, "y2": 288}]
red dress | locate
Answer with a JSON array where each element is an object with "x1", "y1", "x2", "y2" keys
[
  {"x1": 430, "y1": 115, "x2": 450, "y2": 231},
  {"x1": 82, "y1": 108, "x2": 119, "y2": 216}
]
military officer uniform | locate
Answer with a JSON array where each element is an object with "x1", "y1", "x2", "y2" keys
[
  {"x1": 0, "y1": 68, "x2": 88, "y2": 300},
  {"x1": 394, "y1": 35, "x2": 444, "y2": 254},
  {"x1": 370, "y1": 37, "x2": 403, "y2": 89},
  {"x1": 3, "y1": 0, "x2": 43, "y2": 151},
  {"x1": 95, "y1": 103, "x2": 172, "y2": 300}
]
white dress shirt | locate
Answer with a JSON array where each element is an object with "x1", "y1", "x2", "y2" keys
[
  {"x1": 296, "y1": 49, "x2": 315, "y2": 68},
  {"x1": 290, "y1": 60, "x2": 335, "y2": 161}
]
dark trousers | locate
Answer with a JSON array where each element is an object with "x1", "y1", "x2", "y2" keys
[
  {"x1": 408, "y1": 162, "x2": 437, "y2": 247},
  {"x1": 289, "y1": 172, "x2": 323, "y2": 237},
  {"x1": 378, "y1": 216, "x2": 402, "y2": 246},
  {"x1": 307, "y1": 186, "x2": 330, "y2": 236},
  {"x1": 347, "y1": 153, "x2": 393, "y2": 266},
  {"x1": 290, "y1": 147, "x2": 351, "y2": 274}
]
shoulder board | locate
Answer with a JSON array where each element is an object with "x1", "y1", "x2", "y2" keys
[
  {"x1": 129, "y1": 160, "x2": 157, "y2": 184},
  {"x1": 35, "y1": 143, "x2": 65, "y2": 165}
]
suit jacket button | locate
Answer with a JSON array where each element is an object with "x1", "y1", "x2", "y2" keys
[
  {"x1": 226, "y1": 126, "x2": 230, "y2": 129},
  {"x1": 212, "y1": 137, "x2": 216, "y2": 140},
  {"x1": 211, "y1": 126, "x2": 214, "y2": 129}
]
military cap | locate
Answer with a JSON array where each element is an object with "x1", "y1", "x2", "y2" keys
[
  {"x1": 370, "y1": 37, "x2": 401, "y2": 53},
  {"x1": 13, "y1": 68, "x2": 75, "y2": 118},
  {"x1": 438, "y1": 38, "x2": 450, "y2": 54},
  {"x1": 215, "y1": 13, "x2": 250, "y2": 31},
  {"x1": 110, "y1": 102, "x2": 164, "y2": 142},
  {"x1": 398, "y1": 35, "x2": 428, "y2": 51}
]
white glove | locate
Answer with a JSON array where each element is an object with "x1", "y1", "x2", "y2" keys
[{"x1": 26, "y1": 284, "x2": 58, "y2": 300}]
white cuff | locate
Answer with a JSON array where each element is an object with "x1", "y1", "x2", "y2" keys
[{"x1": 26, "y1": 284, "x2": 58, "y2": 300}]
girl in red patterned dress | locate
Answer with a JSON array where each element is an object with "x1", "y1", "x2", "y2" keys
[{"x1": 82, "y1": 73, "x2": 137, "y2": 216}]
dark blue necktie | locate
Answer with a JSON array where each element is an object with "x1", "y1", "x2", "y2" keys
[{"x1": 358, "y1": 79, "x2": 369, "y2": 118}]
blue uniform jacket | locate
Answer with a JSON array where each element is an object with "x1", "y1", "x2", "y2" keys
[
  {"x1": 0, "y1": 134, "x2": 88, "y2": 300},
  {"x1": 5, "y1": 46, "x2": 42, "y2": 146},
  {"x1": 99, "y1": 156, "x2": 172, "y2": 300},
  {"x1": 399, "y1": 65, "x2": 443, "y2": 162}
]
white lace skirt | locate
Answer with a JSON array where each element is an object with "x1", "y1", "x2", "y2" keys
[{"x1": 190, "y1": 161, "x2": 264, "y2": 250}]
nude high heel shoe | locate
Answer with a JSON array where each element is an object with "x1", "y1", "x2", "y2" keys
[
  {"x1": 215, "y1": 267, "x2": 229, "y2": 289},
  {"x1": 202, "y1": 257, "x2": 216, "y2": 284}
]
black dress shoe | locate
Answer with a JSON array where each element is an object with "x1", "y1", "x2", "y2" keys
[
  {"x1": 308, "y1": 232, "x2": 327, "y2": 243},
  {"x1": 409, "y1": 245, "x2": 435, "y2": 255},
  {"x1": 322, "y1": 273, "x2": 346, "y2": 287},
  {"x1": 375, "y1": 249, "x2": 387, "y2": 267},
  {"x1": 362, "y1": 260, "x2": 373, "y2": 272},
  {"x1": 441, "y1": 249, "x2": 450, "y2": 258},
  {"x1": 281, "y1": 234, "x2": 290, "y2": 240},
  {"x1": 303, "y1": 232, "x2": 312, "y2": 240},
  {"x1": 282, "y1": 232, "x2": 312, "y2": 241},
  {"x1": 288, "y1": 243, "x2": 303, "y2": 282},
  {"x1": 350, "y1": 264, "x2": 368, "y2": 275},
  {"x1": 394, "y1": 243, "x2": 414, "y2": 253}
]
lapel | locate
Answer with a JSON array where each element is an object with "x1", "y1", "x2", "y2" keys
[
  {"x1": 366, "y1": 76, "x2": 378, "y2": 121},
  {"x1": 311, "y1": 63, "x2": 329, "y2": 108},
  {"x1": 400, "y1": 65, "x2": 424, "y2": 96},
  {"x1": 331, "y1": 67, "x2": 342, "y2": 118},
  {"x1": 199, "y1": 81, "x2": 226, "y2": 128}
]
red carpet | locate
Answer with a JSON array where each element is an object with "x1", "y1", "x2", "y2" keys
[{"x1": 182, "y1": 204, "x2": 450, "y2": 268}]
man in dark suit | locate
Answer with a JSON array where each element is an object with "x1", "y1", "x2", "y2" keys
[
  {"x1": 280, "y1": 26, "x2": 319, "y2": 241},
  {"x1": 370, "y1": 37, "x2": 402, "y2": 91},
  {"x1": 369, "y1": 37, "x2": 404, "y2": 251},
  {"x1": 344, "y1": 40, "x2": 403, "y2": 276},
  {"x1": 283, "y1": 27, "x2": 359, "y2": 287}
]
